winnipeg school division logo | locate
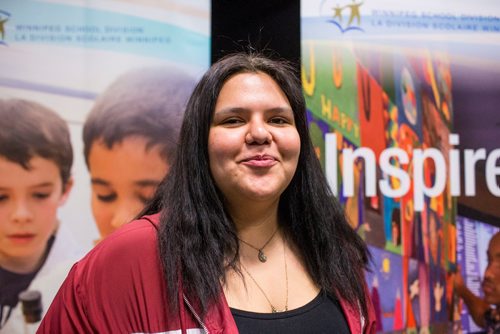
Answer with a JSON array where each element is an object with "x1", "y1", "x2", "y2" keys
[{"x1": 321, "y1": 0, "x2": 365, "y2": 33}]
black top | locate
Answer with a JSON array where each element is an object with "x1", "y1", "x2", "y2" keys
[
  {"x1": 0, "y1": 235, "x2": 54, "y2": 329},
  {"x1": 230, "y1": 290, "x2": 350, "y2": 334}
]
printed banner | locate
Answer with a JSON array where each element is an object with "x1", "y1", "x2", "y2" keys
[
  {"x1": 0, "y1": 1, "x2": 209, "y2": 331},
  {"x1": 0, "y1": 0, "x2": 209, "y2": 247},
  {"x1": 302, "y1": 0, "x2": 500, "y2": 332}
]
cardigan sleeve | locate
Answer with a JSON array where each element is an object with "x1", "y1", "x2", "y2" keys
[
  {"x1": 37, "y1": 215, "x2": 177, "y2": 334},
  {"x1": 37, "y1": 262, "x2": 94, "y2": 333}
]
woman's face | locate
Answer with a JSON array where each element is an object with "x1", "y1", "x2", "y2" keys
[{"x1": 208, "y1": 72, "x2": 301, "y2": 208}]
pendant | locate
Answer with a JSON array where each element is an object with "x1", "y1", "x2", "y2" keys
[
  {"x1": 258, "y1": 250, "x2": 267, "y2": 263},
  {"x1": 271, "y1": 306, "x2": 287, "y2": 313}
]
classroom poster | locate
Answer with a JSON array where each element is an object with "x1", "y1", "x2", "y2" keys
[{"x1": 0, "y1": 0, "x2": 209, "y2": 248}]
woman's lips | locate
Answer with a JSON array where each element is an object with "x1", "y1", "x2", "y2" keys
[{"x1": 241, "y1": 155, "x2": 277, "y2": 167}]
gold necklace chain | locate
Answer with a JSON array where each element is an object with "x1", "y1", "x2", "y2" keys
[
  {"x1": 238, "y1": 227, "x2": 278, "y2": 263},
  {"x1": 239, "y1": 238, "x2": 288, "y2": 313}
]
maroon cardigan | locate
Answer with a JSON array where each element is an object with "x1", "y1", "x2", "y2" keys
[{"x1": 38, "y1": 214, "x2": 376, "y2": 333}]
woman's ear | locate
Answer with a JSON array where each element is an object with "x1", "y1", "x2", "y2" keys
[{"x1": 59, "y1": 176, "x2": 74, "y2": 206}]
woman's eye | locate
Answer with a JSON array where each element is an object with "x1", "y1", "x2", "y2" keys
[
  {"x1": 97, "y1": 193, "x2": 117, "y2": 203},
  {"x1": 221, "y1": 118, "x2": 243, "y2": 125},
  {"x1": 270, "y1": 117, "x2": 288, "y2": 125},
  {"x1": 0, "y1": 194, "x2": 8, "y2": 202}
]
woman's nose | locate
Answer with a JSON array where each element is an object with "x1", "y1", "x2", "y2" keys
[{"x1": 245, "y1": 119, "x2": 272, "y2": 144}]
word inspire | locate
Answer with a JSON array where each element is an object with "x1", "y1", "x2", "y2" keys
[{"x1": 325, "y1": 134, "x2": 500, "y2": 211}]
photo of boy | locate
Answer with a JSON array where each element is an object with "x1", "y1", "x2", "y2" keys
[
  {"x1": 83, "y1": 67, "x2": 194, "y2": 241},
  {"x1": 0, "y1": 99, "x2": 84, "y2": 332}
]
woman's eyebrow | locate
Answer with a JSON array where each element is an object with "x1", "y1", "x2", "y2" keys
[
  {"x1": 215, "y1": 106, "x2": 293, "y2": 115},
  {"x1": 214, "y1": 107, "x2": 246, "y2": 115},
  {"x1": 268, "y1": 106, "x2": 294, "y2": 113}
]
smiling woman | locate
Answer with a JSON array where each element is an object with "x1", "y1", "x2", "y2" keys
[
  {"x1": 38, "y1": 53, "x2": 377, "y2": 334},
  {"x1": 208, "y1": 72, "x2": 300, "y2": 207}
]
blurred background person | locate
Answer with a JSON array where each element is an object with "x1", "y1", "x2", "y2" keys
[
  {"x1": 455, "y1": 231, "x2": 500, "y2": 333},
  {"x1": 0, "y1": 99, "x2": 84, "y2": 333},
  {"x1": 83, "y1": 67, "x2": 194, "y2": 242}
]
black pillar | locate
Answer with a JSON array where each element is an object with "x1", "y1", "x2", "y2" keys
[{"x1": 211, "y1": 0, "x2": 300, "y2": 69}]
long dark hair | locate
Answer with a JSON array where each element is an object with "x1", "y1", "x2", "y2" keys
[{"x1": 143, "y1": 52, "x2": 370, "y2": 318}]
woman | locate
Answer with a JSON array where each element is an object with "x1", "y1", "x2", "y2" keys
[{"x1": 38, "y1": 53, "x2": 376, "y2": 333}]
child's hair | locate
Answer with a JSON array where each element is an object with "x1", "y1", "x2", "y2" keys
[
  {"x1": 82, "y1": 66, "x2": 194, "y2": 167},
  {"x1": 0, "y1": 98, "x2": 73, "y2": 185}
]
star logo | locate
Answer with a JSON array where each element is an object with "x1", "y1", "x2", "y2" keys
[{"x1": 320, "y1": 0, "x2": 365, "y2": 33}]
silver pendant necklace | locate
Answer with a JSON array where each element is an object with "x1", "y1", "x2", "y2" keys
[
  {"x1": 239, "y1": 237, "x2": 289, "y2": 312},
  {"x1": 238, "y1": 227, "x2": 278, "y2": 263}
]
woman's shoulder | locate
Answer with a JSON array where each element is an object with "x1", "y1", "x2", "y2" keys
[
  {"x1": 38, "y1": 213, "x2": 172, "y2": 333},
  {"x1": 101, "y1": 213, "x2": 161, "y2": 247},
  {"x1": 69, "y1": 213, "x2": 167, "y2": 305},
  {"x1": 77, "y1": 213, "x2": 163, "y2": 276}
]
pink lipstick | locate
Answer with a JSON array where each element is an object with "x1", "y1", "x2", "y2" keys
[{"x1": 241, "y1": 154, "x2": 277, "y2": 167}]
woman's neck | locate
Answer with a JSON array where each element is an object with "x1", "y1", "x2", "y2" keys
[{"x1": 229, "y1": 200, "x2": 279, "y2": 238}]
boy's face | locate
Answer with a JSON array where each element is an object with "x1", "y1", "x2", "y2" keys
[
  {"x1": 88, "y1": 137, "x2": 168, "y2": 240},
  {"x1": 0, "y1": 156, "x2": 71, "y2": 273}
]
